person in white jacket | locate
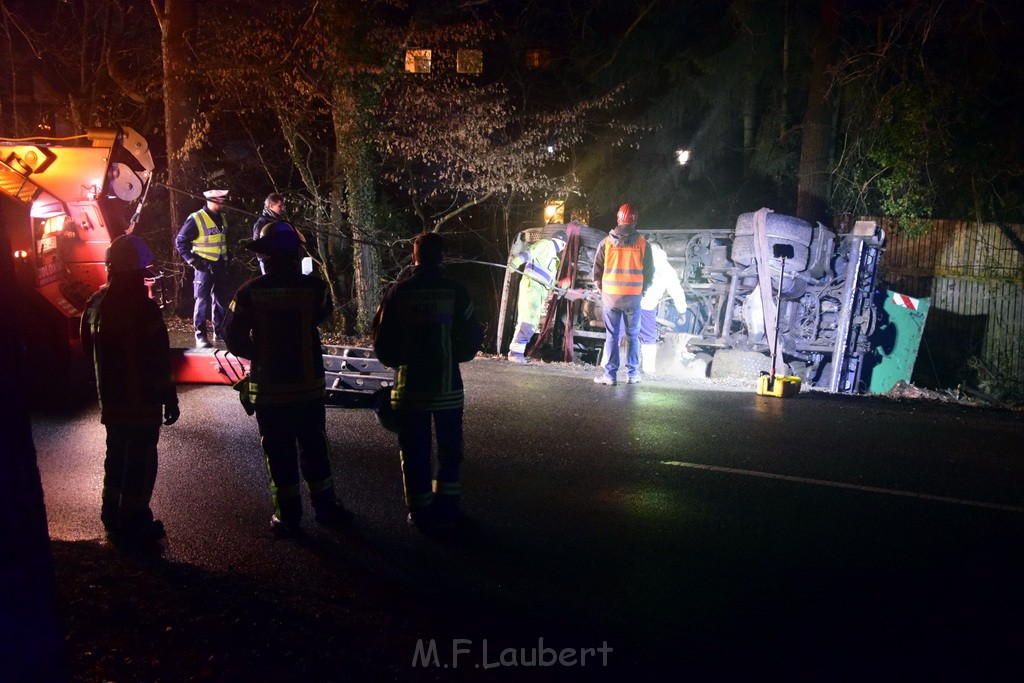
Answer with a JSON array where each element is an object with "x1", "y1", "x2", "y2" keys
[{"x1": 639, "y1": 240, "x2": 687, "y2": 375}]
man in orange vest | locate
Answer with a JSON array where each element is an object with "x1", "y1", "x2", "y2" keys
[{"x1": 592, "y1": 203, "x2": 655, "y2": 385}]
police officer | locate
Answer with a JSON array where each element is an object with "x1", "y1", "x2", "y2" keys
[
  {"x1": 176, "y1": 189, "x2": 231, "y2": 348},
  {"x1": 81, "y1": 234, "x2": 180, "y2": 545},
  {"x1": 224, "y1": 222, "x2": 348, "y2": 535}
]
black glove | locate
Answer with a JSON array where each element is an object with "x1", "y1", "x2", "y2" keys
[
  {"x1": 191, "y1": 259, "x2": 210, "y2": 273},
  {"x1": 163, "y1": 402, "x2": 180, "y2": 426}
]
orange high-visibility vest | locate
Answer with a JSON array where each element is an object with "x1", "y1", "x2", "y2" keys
[{"x1": 601, "y1": 237, "x2": 647, "y2": 295}]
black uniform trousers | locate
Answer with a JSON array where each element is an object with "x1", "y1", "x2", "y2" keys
[
  {"x1": 254, "y1": 399, "x2": 334, "y2": 523},
  {"x1": 102, "y1": 424, "x2": 160, "y2": 533},
  {"x1": 397, "y1": 407, "x2": 464, "y2": 513}
]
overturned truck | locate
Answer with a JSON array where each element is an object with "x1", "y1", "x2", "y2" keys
[{"x1": 498, "y1": 209, "x2": 886, "y2": 393}]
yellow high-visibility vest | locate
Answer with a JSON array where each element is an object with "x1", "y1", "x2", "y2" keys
[{"x1": 188, "y1": 209, "x2": 226, "y2": 261}]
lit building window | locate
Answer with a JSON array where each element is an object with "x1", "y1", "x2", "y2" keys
[
  {"x1": 457, "y1": 49, "x2": 483, "y2": 74},
  {"x1": 544, "y1": 200, "x2": 565, "y2": 224},
  {"x1": 525, "y1": 48, "x2": 552, "y2": 69},
  {"x1": 405, "y1": 49, "x2": 432, "y2": 73}
]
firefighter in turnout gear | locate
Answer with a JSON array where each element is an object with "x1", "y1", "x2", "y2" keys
[
  {"x1": 506, "y1": 229, "x2": 568, "y2": 364},
  {"x1": 592, "y1": 204, "x2": 655, "y2": 385},
  {"x1": 81, "y1": 234, "x2": 179, "y2": 546},
  {"x1": 176, "y1": 188, "x2": 231, "y2": 348},
  {"x1": 224, "y1": 221, "x2": 349, "y2": 535},
  {"x1": 372, "y1": 232, "x2": 484, "y2": 531}
]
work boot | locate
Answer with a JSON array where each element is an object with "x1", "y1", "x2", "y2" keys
[
  {"x1": 270, "y1": 515, "x2": 303, "y2": 537},
  {"x1": 593, "y1": 374, "x2": 616, "y2": 386},
  {"x1": 195, "y1": 332, "x2": 211, "y2": 349},
  {"x1": 111, "y1": 519, "x2": 166, "y2": 548},
  {"x1": 313, "y1": 497, "x2": 353, "y2": 529},
  {"x1": 430, "y1": 495, "x2": 463, "y2": 529},
  {"x1": 407, "y1": 505, "x2": 439, "y2": 532}
]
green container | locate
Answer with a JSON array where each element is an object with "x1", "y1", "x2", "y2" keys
[{"x1": 867, "y1": 290, "x2": 930, "y2": 394}]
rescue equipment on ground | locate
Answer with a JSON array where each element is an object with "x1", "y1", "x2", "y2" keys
[{"x1": 756, "y1": 240, "x2": 801, "y2": 398}]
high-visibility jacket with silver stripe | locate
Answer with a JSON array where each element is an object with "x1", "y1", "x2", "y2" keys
[
  {"x1": 187, "y1": 209, "x2": 227, "y2": 261},
  {"x1": 509, "y1": 238, "x2": 561, "y2": 288},
  {"x1": 601, "y1": 237, "x2": 648, "y2": 295}
]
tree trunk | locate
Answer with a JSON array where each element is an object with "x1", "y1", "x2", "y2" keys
[
  {"x1": 796, "y1": 0, "x2": 842, "y2": 223},
  {"x1": 152, "y1": 0, "x2": 200, "y2": 314},
  {"x1": 333, "y1": 81, "x2": 381, "y2": 336}
]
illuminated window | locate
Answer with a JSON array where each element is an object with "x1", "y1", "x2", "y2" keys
[
  {"x1": 543, "y1": 200, "x2": 565, "y2": 224},
  {"x1": 405, "y1": 49, "x2": 432, "y2": 73},
  {"x1": 524, "y1": 48, "x2": 552, "y2": 69},
  {"x1": 457, "y1": 49, "x2": 483, "y2": 74}
]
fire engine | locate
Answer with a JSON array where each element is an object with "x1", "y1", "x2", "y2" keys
[{"x1": 0, "y1": 127, "x2": 157, "y2": 389}]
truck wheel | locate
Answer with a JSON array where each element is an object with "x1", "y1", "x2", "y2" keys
[
  {"x1": 731, "y1": 213, "x2": 813, "y2": 268},
  {"x1": 709, "y1": 349, "x2": 772, "y2": 380}
]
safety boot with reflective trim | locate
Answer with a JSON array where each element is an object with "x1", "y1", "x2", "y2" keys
[{"x1": 270, "y1": 515, "x2": 303, "y2": 537}]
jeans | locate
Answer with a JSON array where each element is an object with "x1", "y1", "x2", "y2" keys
[{"x1": 601, "y1": 296, "x2": 642, "y2": 378}]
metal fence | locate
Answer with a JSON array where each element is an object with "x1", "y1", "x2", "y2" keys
[{"x1": 873, "y1": 218, "x2": 1024, "y2": 392}]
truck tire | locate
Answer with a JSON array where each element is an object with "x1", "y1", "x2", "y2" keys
[
  {"x1": 709, "y1": 349, "x2": 772, "y2": 380},
  {"x1": 731, "y1": 213, "x2": 812, "y2": 269}
]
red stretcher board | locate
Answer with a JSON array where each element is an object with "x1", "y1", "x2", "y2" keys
[{"x1": 171, "y1": 348, "x2": 249, "y2": 385}]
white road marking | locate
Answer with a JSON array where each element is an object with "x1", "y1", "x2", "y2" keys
[{"x1": 661, "y1": 461, "x2": 1024, "y2": 514}]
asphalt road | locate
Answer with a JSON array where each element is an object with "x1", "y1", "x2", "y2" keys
[{"x1": 34, "y1": 357, "x2": 1024, "y2": 680}]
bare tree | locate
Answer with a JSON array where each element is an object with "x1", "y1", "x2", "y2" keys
[
  {"x1": 150, "y1": 0, "x2": 202, "y2": 303},
  {"x1": 795, "y1": 0, "x2": 842, "y2": 223}
]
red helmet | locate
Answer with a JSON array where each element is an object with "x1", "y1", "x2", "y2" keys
[{"x1": 616, "y1": 203, "x2": 637, "y2": 225}]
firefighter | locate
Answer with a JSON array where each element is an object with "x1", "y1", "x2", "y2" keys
[
  {"x1": 372, "y1": 232, "x2": 484, "y2": 531},
  {"x1": 224, "y1": 222, "x2": 348, "y2": 535},
  {"x1": 639, "y1": 238, "x2": 688, "y2": 376},
  {"x1": 506, "y1": 229, "x2": 568, "y2": 364},
  {"x1": 81, "y1": 234, "x2": 179, "y2": 545},
  {"x1": 592, "y1": 203, "x2": 655, "y2": 385},
  {"x1": 176, "y1": 188, "x2": 231, "y2": 348}
]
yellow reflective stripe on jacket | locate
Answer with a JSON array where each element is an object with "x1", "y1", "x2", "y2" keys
[
  {"x1": 249, "y1": 377, "x2": 326, "y2": 404},
  {"x1": 391, "y1": 387, "x2": 464, "y2": 412},
  {"x1": 602, "y1": 238, "x2": 647, "y2": 295},
  {"x1": 189, "y1": 210, "x2": 226, "y2": 261}
]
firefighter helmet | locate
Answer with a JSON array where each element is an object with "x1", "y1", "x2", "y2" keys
[
  {"x1": 616, "y1": 204, "x2": 637, "y2": 225},
  {"x1": 248, "y1": 221, "x2": 304, "y2": 256},
  {"x1": 372, "y1": 385, "x2": 402, "y2": 432},
  {"x1": 106, "y1": 234, "x2": 153, "y2": 273}
]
